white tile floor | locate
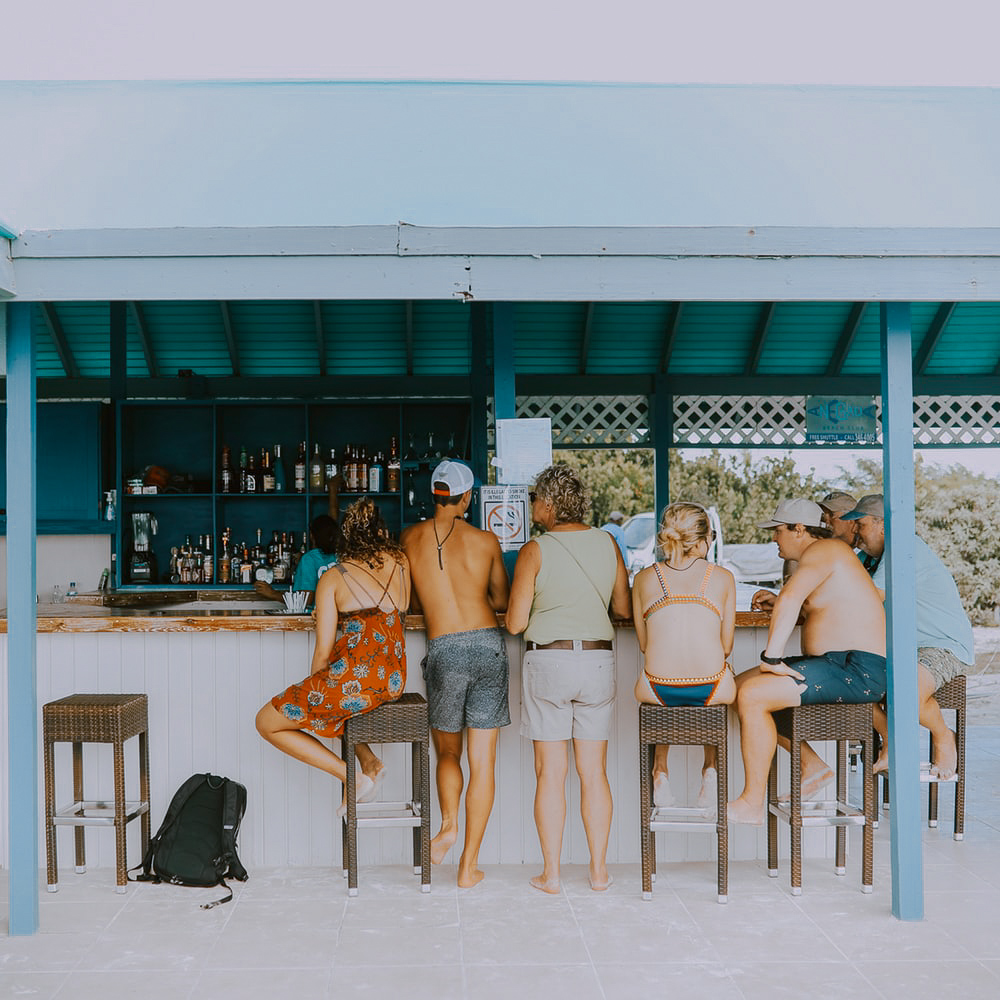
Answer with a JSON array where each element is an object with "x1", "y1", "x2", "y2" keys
[{"x1": 2, "y1": 725, "x2": 999, "y2": 1000}]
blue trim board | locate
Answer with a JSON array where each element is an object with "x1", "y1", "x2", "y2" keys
[
  {"x1": 880, "y1": 302, "x2": 924, "y2": 921},
  {"x1": 6, "y1": 301, "x2": 39, "y2": 934}
]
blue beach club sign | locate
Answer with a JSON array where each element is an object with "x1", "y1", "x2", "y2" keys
[{"x1": 805, "y1": 396, "x2": 879, "y2": 443}]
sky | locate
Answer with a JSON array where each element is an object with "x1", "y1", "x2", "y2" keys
[{"x1": 6, "y1": 0, "x2": 1000, "y2": 85}]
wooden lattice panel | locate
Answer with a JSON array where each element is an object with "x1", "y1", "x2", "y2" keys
[{"x1": 912, "y1": 396, "x2": 1000, "y2": 445}]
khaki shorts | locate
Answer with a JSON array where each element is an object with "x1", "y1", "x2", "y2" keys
[{"x1": 520, "y1": 649, "x2": 616, "y2": 741}]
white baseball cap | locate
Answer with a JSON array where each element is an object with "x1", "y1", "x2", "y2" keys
[
  {"x1": 757, "y1": 498, "x2": 825, "y2": 529},
  {"x1": 431, "y1": 460, "x2": 475, "y2": 497}
]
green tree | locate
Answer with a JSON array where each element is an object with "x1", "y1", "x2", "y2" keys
[{"x1": 562, "y1": 448, "x2": 655, "y2": 525}]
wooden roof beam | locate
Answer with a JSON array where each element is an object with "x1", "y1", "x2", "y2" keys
[
  {"x1": 914, "y1": 302, "x2": 956, "y2": 376},
  {"x1": 826, "y1": 302, "x2": 866, "y2": 376},
  {"x1": 127, "y1": 301, "x2": 159, "y2": 378},
  {"x1": 744, "y1": 302, "x2": 776, "y2": 375},
  {"x1": 659, "y1": 302, "x2": 683, "y2": 373},
  {"x1": 219, "y1": 301, "x2": 240, "y2": 376},
  {"x1": 40, "y1": 302, "x2": 80, "y2": 378},
  {"x1": 313, "y1": 300, "x2": 327, "y2": 376},
  {"x1": 579, "y1": 302, "x2": 594, "y2": 375}
]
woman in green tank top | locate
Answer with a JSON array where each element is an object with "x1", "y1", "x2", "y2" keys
[{"x1": 507, "y1": 464, "x2": 631, "y2": 894}]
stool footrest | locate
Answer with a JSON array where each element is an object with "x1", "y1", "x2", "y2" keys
[
  {"x1": 53, "y1": 800, "x2": 149, "y2": 827},
  {"x1": 769, "y1": 799, "x2": 867, "y2": 827}
]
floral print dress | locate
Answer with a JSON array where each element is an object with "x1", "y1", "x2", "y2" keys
[{"x1": 272, "y1": 562, "x2": 406, "y2": 738}]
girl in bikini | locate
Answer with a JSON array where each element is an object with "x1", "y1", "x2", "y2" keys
[
  {"x1": 256, "y1": 497, "x2": 411, "y2": 816},
  {"x1": 632, "y1": 502, "x2": 736, "y2": 815}
]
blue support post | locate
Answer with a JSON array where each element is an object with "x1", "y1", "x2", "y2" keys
[
  {"x1": 880, "y1": 302, "x2": 924, "y2": 920},
  {"x1": 492, "y1": 303, "x2": 518, "y2": 578},
  {"x1": 6, "y1": 301, "x2": 39, "y2": 935},
  {"x1": 652, "y1": 374, "x2": 672, "y2": 515}
]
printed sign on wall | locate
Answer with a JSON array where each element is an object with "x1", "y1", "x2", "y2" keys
[
  {"x1": 480, "y1": 485, "x2": 530, "y2": 551},
  {"x1": 805, "y1": 396, "x2": 878, "y2": 443}
]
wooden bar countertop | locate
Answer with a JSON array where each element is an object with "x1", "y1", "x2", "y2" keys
[{"x1": 1, "y1": 591, "x2": 772, "y2": 634}]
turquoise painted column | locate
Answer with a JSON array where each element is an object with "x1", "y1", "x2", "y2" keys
[
  {"x1": 492, "y1": 303, "x2": 518, "y2": 577},
  {"x1": 880, "y1": 302, "x2": 923, "y2": 920},
  {"x1": 6, "y1": 301, "x2": 39, "y2": 935},
  {"x1": 652, "y1": 374, "x2": 672, "y2": 515}
]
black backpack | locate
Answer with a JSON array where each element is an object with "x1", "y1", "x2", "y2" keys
[{"x1": 130, "y1": 773, "x2": 248, "y2": 908}]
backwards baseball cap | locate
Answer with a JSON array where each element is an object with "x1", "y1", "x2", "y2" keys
[
  {"x1": 818, "y1": 490, "x2": 857, "y2": 515},
  {"x1": 608, "y1": 510, "x2": 624, "y2": 523},
  {"x1": 431, "y1": 459, "x2": 475, "y2": 497},
  {"x1": 840, "y1": 494, "x2": 884, "y2": 521},
  {"x1": 757, "y1": 498, "x2": 825, "y2": 529}
]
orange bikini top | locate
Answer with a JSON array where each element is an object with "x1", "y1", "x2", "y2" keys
[{"x1": 642, "y1": 561, "x2": 722, "y2": 621}]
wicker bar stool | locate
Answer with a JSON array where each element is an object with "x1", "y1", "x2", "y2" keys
[
  {"x1": 43, "y1": 693, "x2": 151, "y2": 894},
  {"x1": 767, "y1": 702, "x2": 875, "y2": 896},
  {"x1": 341, "y1": 692, "x2": 431, "y2": 896},
  {"x1": 639, "y1": 703, "x2": 729, "y2": 903}
]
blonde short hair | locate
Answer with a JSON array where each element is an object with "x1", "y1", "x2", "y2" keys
[{"x1": 657, "y1": 502, "x2": 712, "y2": 564}]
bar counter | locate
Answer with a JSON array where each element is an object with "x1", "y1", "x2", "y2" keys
[{"x1": 1, "y1": 596, "x2": 820, "y2": 881}]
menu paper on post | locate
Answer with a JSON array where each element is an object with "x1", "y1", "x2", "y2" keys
[{"x1": 495, "y1": 418, "x2": 552, "y2": 486}]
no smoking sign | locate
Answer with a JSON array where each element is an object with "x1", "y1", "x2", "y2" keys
[{"x1": 480, "y1": 485, "x2": 530, "y2": 549}]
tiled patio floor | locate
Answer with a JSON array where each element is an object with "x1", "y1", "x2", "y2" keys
[{"x1": 2, "y1": 723, "x2": 999, "y2": 1000}]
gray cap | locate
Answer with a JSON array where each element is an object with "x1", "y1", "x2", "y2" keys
[
  {"x1": 607, "y1": 511, "x2": 624, "y2": 523},
  {"x1": 818, "y1": 490, "x2": 858, "y2": 515},
  {"x1": 840, "y1": 494, "x2": 884, "y2": 520},
  {"x1": 757, "y1": 498, "x2": 825, "y2": 529}
]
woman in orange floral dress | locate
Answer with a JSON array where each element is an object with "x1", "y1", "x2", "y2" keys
[{"x1": 256, "y1": 498, "x2": 410, "y2": 811}]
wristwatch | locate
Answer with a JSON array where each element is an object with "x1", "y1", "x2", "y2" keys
[{"x1": 760, "y1": 653, "x2": 786, "y2": 665}]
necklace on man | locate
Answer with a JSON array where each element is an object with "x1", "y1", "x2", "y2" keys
[{"x1": 432, "y1": 517, "x2": 459, "y2": 570}]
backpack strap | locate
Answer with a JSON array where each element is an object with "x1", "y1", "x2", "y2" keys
[
  {"x1": 128, "y1": 773, "x2": 210, "y2": 885},
  {"x1": 199, "y1": 777, "x2": 249, "y2": 910}
]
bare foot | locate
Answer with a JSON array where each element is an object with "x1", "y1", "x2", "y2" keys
[
  {"x1": 457, "y1": 865, "x2": 485, "y2": 889},
  {"x1": 430, "y1": 827, "x2": 458, "y2": 864},
  {"x1": 873, "y1": 752, "x2": 889, "y2": 775},
  {"x1": 336, "y1": 772, "x2": 375, "y2": 818},
  {"x1": 652, "y1": 771, "x2": 674, "y2": 807},
  {"x1": 360, "y1": 756, "x2": 384, "y2": 785},
  {"x1": 589, "y1": 872, "x2": 613, "y2": 891},
  {"x1": 800, "y1": 766, "x2": 834, "y2": 799},
  {"x1": 931, "y1": 729, "x2": 958, "y2": 779},
  {"x1": 727, "y1": 797, "x2": 765, "y2": 825},
  {"x1": 529, "y1": 874, "x2": 561, "y2": 894},
  {"x1": 697, "y1": 767, "x2": 718, "y2": 817}
]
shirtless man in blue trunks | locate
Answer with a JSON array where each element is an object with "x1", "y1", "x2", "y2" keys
[
  {"x1": 728, "y1": 498, "x2": 887, "y2": 825},
  {"x1": 401, "y1": 460, "x2": 510, "y2": 887}
]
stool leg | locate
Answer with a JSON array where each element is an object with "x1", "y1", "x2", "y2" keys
[
  {"x1": 928, "y1": 731, "x2": 939, "y2": 828},
  {"x1": 766, "y1": 750, "x2": 778, "y2": 878},
  {"x1": 113, "y1": 738, "x2": 127, "y2": 892},
  {"x1": 44, "y1": 731, "x2": 58, "y2": 891},
  {"x1": 411, "y1": 738, "x2": 421, "y2": 876},
  {"x1": 640, "y1": 739, "x2": 653, "y2": 899},
  {"x1": 344, "y1": 730, "x2": 359, "y2": 896},
  {"x1": 862, "y1": 732, "x2": 874, "y2": 893},
  {"x1": 834, "y1": 740, "x2": 847, "y2": 875},
  {"x1": 790, "y1": 739, "x2": 803, "y2": 895},
  {"x1": 955, "y1": 699, "x2": 966, "y2": 840},
  {"x1": 419, "y1": 737, "x2": 431, "y2": 892},
  {"x1": 139, "y1": 729, "x2": 151, "y2": 856},
  {"x1": 715, "y1": 735, "x2": 728, "y2": 903},
  {"x1": 72, "y1": 741, "x2": 86, "y2": 874}
]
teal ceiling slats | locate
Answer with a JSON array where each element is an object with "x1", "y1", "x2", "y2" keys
[
  {"x1": 24, "y1": 298, "x2": 1000, "y2": 384},
  {"x1": 323, "y1": 301, "x2": 409, "y2": 375}
]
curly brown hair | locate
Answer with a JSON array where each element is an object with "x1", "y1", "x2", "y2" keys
[
  {"x1": 339, "y1": 497, "x2": 405, "y2": 567},
  {"x1": 534, "y1": 463, "x2": 589, "y2": 525}
]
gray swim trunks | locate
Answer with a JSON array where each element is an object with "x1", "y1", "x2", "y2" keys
[
  {"x1": 421, "y1": 626, "x2": 511, "y2": 732},
  {"x1": 918, "y1": 647, "x2": 969, "y2": 691}
]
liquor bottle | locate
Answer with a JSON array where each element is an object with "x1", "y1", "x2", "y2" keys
[
  {"x1": 180, "y1": 535, "x2": 194, "y2": 584},
  {"x1": 342, "y1": 444, "x2": 354, "y2": 492},
  {"x1": 325, "y1": 447, "x2": 338, "y2": 487},
  {"x1": 168, "y1": 546, "x2": 181, "y2": 585},
  {"x1": 221, "y1": 445, "x2": 233, "y2": 494},
  {"x1": 309, "y1": 443, "x2": 323, "y2": 492},
  {"x1": 218, "y1": 536, "x2": 231, "y2": 585},
  {"x1": 273, "y1": 443, "x2": 286, "y2": 492},
  {"x1": 261, "y1": 448, "x2": 275, "y2": 493},
  {"x1": 357, "y1": 447, "x2": 369, "y2": 493},
  {"x1": 202, "y1": 534, "x2": 214, "y2": 584},
  {"x1": 368, "y1": 451, "x2": 384, "y2": 493},
  {"x1": 239, "y1": 445, "x2": 248, "y2": 493},
  {"x1": 387, "y1": 436, "x2": 400, "y2": 493},
  {"x1": 245, "y1": 453, "x2": 258, "y2": 493},
  {"x1": 239, "y1": 546, "x2": 253, "y2": 584},
  {"x1": 294, "y1": 442, "x2": 307, "y2": 493}
]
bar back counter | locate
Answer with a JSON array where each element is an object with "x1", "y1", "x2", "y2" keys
[{"x1": 0, "y1": 598, "x2": 834, "y2": 881}]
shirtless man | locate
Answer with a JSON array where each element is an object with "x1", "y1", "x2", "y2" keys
[
  {"x1": 842, "y1": 494, "x2": 974, "y2": 779},
  {"x1": 401, "y1": 460, "x2": 510, "y2": 887},
  {"x1": 728, "y1": 498, "x2": 887, "y2": 824}
]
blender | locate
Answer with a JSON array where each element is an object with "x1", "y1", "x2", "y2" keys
[{"x1": 128, "y1": 512, "x2": 159, "y2": 583}]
